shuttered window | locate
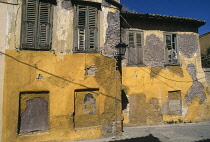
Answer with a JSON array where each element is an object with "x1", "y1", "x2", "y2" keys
[
  {"x1": 127, "y1": 31, "x2": 143, "y2": 65},
  {"x1": 74, "y1": 5, "x2": 98, "y2": 52},
  {"x1": 21, "y1": 0, "x2": 53, "y2": 50},
  {"x1": 165, "y1": 34, "x2": 178, "y2": 65}
]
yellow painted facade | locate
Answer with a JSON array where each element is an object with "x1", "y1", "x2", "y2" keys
[
  {"x1": 2, "y1": 51, "x2": 121, "y2": 142},
  {"x1": 122, "y1": 30, "x2": 210, "y2": 126},
  {"x1": 0, "y1": 0, "x2": 122, "y2": 141},
  {"x1": 0, "y1": 0, "x2": 210, "y2": 141}
]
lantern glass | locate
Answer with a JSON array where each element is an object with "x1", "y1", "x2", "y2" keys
[{"x1": 116, "y1": 42, "x2": 127, "y2": 56}]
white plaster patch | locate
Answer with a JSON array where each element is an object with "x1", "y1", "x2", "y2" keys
[
  {"x1": 102, "y1": 7, "x2": 109, "y2": 48},
  {"x1": 5, "y1": 10, "x2": 9, "y2": 49},
  {"x1": 56, "y1": 3, "x2": 72, "y2": 41},
  {"x1": 182, "y1": 106, "x2": 188, "y2": 117}
]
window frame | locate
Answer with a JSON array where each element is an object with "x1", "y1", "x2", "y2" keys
[
  {"x1": 126, "y1": 30, "x2": 144, "y2": 66},
  {"x1": 164, "y1": 33, "x2": 179, "y2": 66},
  {"x1": 20, "y1": 0, "x2": 53, "y2": 51},
  {"x1": 168, "y1": 90, "x2": 182, "y2": 116},
  {"x1": 73, "y1": 4, "x2": 100, "y2": 53},
  {"x1": 18, "y1": 91, "x2": 50, "y2": 134}
]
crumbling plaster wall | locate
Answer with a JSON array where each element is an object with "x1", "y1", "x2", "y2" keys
[
  {"x1": 178, "y1": 34, "x2": 199, "y2": 58},
  {"x1": 3, "y1": 51, "x2": 121, "y2": 142},
  {"x1": 0, "y1": 3, "x2": 7, "y2": 141},
  {"x1": 2, "y1": 0, "x2": 122, "y2": 141},
  {"x1": 122, "y1": 29, "x2": 209, "y2": 125},
  {"x1": 5, "y1": 0, "x2": 120, "y2": 56},
  {"x1": 144, "y1": 34, "x2": 165, "y2": 67},
  {"x1": 101, "y1": 3, "x2": 120, "y2": 58}
]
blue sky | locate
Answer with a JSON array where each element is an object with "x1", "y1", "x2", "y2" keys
[{"x1": 120, "y1": 0, "x2": 210, "y2": 35}]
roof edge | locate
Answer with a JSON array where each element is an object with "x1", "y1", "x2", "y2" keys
[
  {"x1": 121, "y1": 11, "x2": 206, "y2": 28},
  {"x1": 200, "y1": 31, "x2": 210, "y2": 37},
  {"x1": 105, "y1": 0, "x2": 122, "y2": 9}
]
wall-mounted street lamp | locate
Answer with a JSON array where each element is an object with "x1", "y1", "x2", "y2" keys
[
  {"x1": 115, "y1": 42, "x2": 128, "y2": 75},
  {"x1": 115, "y1": 42, "x2": 127, "y2": 56},
  {"x1": 113, "y1": 42, "x2": 128, "y2": 136}
]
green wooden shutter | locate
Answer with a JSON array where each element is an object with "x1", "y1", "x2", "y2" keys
[
  {"x1": 22, "y1": 0, "x2": 52, "y2": 50},
  {"x1": 128, "y1": 32, "x2": 134, "y2": 48},
  {"x1": 166, "y1": 34, "x2": 172, "y2": 64},
  {"x1": 77, "y1": 6, "x2": 86, "y2": 51},
  {"x1": 166, "y1": 34, "x2": 172, "y2": 50},
  {"x1": 136, "y1": 32, "x2": 143, "y2": 64},
  {"x1": 37, "y1": 1, "x2": 51, "y2": 50},
  {"x1": 127, "y1": 32, "x2": 137, "y2": 65},
  {"x1": 88, "y1": 7, "x2": 97, "y2": 51},
  {"x1": 22, "y1": 0, "x2": 37, "y2": 49},
  {"x1": 136, "y1": 33, "x2": 142, "y2": 48}
]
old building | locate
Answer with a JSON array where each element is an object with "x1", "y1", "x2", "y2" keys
[
  {"x1": 199, "y1": 31, "x2": 210, "y2": 55},
  {"x1": 0, "y1": 0, "x2": 210, "y2": 142},
  {"x1": 0, "y1": 0, "x2": 122, "y2": 141},
  {"x1": 199, "y1": 32, "x2": 210, "y2": 89},
  {"x1": 121, "y1": 12, "x2": 210, "y2": 126}
]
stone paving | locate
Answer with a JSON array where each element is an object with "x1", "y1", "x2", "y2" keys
[{"x1": 77, "y1": 122, "x2": 210, "y2": 142}]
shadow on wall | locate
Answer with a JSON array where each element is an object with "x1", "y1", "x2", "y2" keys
[
  {"x1": 109, "y1": 134, "x2": 161, "y2": 142},
  {"x1": 122, "y1": 90, "x2": 129, "y2": 110},
  {"x1": 195, "y1": 139, "x2": 210, "y2": 142}
]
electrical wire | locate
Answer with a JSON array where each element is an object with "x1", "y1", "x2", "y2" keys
[{"x1": 0, "y1": 1, "x2": 18, "y2": 5}]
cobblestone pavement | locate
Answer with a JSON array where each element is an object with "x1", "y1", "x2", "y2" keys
[{"x1": 77, "y1": 122, "x2": 210, "y2": 142}]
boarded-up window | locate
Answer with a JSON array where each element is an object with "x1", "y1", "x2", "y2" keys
[
  {"x1": 126, "y1": 31, "x2": 143, "y2": 65},
  {"x1": 165, "y1": 34, "x2": 178, "y2": 65},
  {"x1": 21, "y1": 0, "x2": 53, "y2": 50},
  {"x1": 168, "y1": 91, "x2": 182, "y2": 115},
  {"x1": 74, "y1": 91, "x2": 99, "y2": 128},
  {"x1": 19, "y1": 92, "x2": 49, "y2": 133},
  {"x1": 74, "y1": 5, "x2": 98, "y2": 52}
]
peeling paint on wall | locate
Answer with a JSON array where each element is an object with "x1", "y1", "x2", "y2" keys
[
  {"x1": 102, "y1": 11, "x2": 120, "y2": 58},
  {"x1": 185, "y1": 64, "x2": 205, "y2": 104},
  {"x1": 85, "y1": 65, "x2": 98, "y2": 76},
  {"x1": 146, "y1": 98, "x2": 163, "y2": 124},
  {"x1": 150, "y1": 67, "x2": 163, "y2": 78},
  {"x1": 61, "y1": 0, "x2": 72, "y2": 10},
  {"x1": 178, "y1": 34, "x2": 199, "y2": 58},
  {"x1": 168, "y1": 66, "x2": 184, "y2": 77},
  {"x1": 144, "y1": 34, "x2": 165, "y2": 67}
]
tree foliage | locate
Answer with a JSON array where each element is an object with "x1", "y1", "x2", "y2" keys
[{"x1": 201, "y1": 47, "x2": 210, "y2": 68}]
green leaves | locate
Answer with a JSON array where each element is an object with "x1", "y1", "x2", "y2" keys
[{"x1": 201, "y1": 47, "x2": 210, "y2": 68}]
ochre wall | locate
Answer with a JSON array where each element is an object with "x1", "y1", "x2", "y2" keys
[
  {"x1": 122, "y1": 30, "x2": 210, "y2": 126},
  {"x1": 0, "y1": 3, "x2": 7, "y2": 141},
  {"x1": 1, "y1": 0, "x2": 122, "y2": 141},
  {"x1": 2, "y1": 50, "x2": 121, "y2": 142},
  {"x1": 200, "y1": 33, "x2": 210, "y2": 55}
]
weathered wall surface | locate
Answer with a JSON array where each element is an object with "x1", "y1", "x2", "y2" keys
[
  {"x1": 122, "y1": 29, "x2": 210, "y2": 126},
  {"x1": 0, "y1": 3, "x2": 7, "y2": 141},
  {"x1": 102, "y1": 11, "x2": 120, "y2": 58},
  {"x1": 199, "y1": 32, "x2": 210, "y2": 55},
  {"x1": 178, "y1": 34, "x2": 199, "y2": 58},
  {"x1": 144, "y1": 34, "x2": 165, "y2": 67},
  {"x1": 1, "y1": 0, "x2": 122, "y2": 141},
  {"x1": 203, "y1": 68, "x2": 210, "y2": 87},
  {"x1": 3, "y1": 51, "x2": 121, "y2": 142}
]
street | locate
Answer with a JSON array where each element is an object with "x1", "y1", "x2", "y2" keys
[{"x1": 78, "y1": 122, "x2": 210, "y2": 142}]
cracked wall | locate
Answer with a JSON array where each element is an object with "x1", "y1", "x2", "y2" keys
[
  {"x1": 102, "y1": 11, "x2": 120, "y2": 58},
  {"x1": 178, "y1": 34, "x2": 199, "y2": 58},
  {"x1": 126, "y1": 94, "x2": 163, "y2": 126},
  {"x1": 0, "y1": 3, "x2": 7, "y2": 141},
  {"x1": 1, "y1": 0, "x2": 122, "y2": 141},
  {"x1": 144, "y1": 34, "x2": 165, "y2": 67},
  {"x1": 121, "y1": 9, "x2": 209, "y2": 126},
  {"x1": 185, "y1": 63, "x2": 205, "y2": 104}
]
